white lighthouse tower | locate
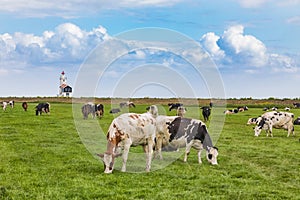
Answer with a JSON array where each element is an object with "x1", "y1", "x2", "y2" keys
[{"x1": 58, "y1": 71, "x2": 72, "y2": 97}]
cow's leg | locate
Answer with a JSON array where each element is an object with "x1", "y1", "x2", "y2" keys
[
  {"x1": 184, "y1": 143, "x2": 193, "y2": 162},
  {"x1": 145, "y1": 138, "x2": 154, "y2": 172},
  {"x1": 154, "y1": 136, "x2": 163, "y2": 160},
  {"x1": 197, "y1": 148, "x2": 203, "y2": 164},
  {"x1": 121, "y1": 139, "x2": 132, "y2": 172}
]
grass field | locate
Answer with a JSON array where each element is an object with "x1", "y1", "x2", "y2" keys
[{"x1": 0, "y1": 101, "x2": 300, "y2": 199}]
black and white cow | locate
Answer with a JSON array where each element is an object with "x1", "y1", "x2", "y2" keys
[
  {"x1": 2, "y1": 100, "x2": 14, "y2": 111},
  {"x1": 254, "y1": 111, "x2": 295, "y2": 137},
  {"x1": 119, "y1": 101, "x2": 135, "y2": 108},
  {"x1": 293, "y1": 103, "x2": 300, "y2": 108},
  {"x1": 35, "y1": 102, "x2": 50, "y2": 116},
  {"x1": 224, "y1": 109, "x2": 238, "y2": 114},
  {"x1": 176, "y1": 106, "x2": 186, "y2": 117},
  {"x1": 247, "y1": 117, "x2": 258, "y2": 125},
  {"x1": 95, "y1": 104, "x2": 104, "y2": 118},
  {"x1": 168, "y1": 103, "x2": 183, "y2": 111},
  {"x1": 155, "y1": 116, "x2": 218, "y2": 165},
  {"x1": 293, "y1": 117, "x2": 300, "y2": 125},
  {"x1": 81, "y1": 103, "x2": 104, "y2": 119},
  {"x1": 97, "y1": 105, "x2": 158, "y2": 173},
  {"x1": 201, "y1": 106, "x2": 211, "y2": 121}
]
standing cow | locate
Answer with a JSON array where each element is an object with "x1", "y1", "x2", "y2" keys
[
  {"x1": 22, "y1": 102, "x2": 28, "y2": 111},
  {"x1": 201, "y1": 106, "x2": 211, "y2": 121},
  {"x1": 97, "y1": 105, "x2": 158, "y2": 174},
  {"x1": 155, "y1": 116, "x2": 218, "y2": 165},
  {"x1": 254, "y1": 111, "x2": 295, "y2": 137},
  {"x1": 35, "y1": 102, "x2": 50, "y2": 115}
]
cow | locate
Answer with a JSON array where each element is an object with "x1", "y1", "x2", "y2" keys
[
  {"x1": 293, "y1": 117, "x2": 300, "y2": 125},
  {"x1": 247, "y1": 117, "x2": 258, "y2": 125},
  {"x1": 238, "y1": 106, "x2": 248, "y2": 112},
  {"x1": 95, "y1": 104, "x2": 104, "y2": 118},
  {"x1": 97, "y1": 105, "x2": 158, "y2": 174},
  {"x1": 293, "y1": 103, "x2": 300, "y2": 108},
  {"x1": 2, "y1": 100, "x2": 14, "y2": 111},
  {"x1": 176, "y1": 106, "x2": 186, "y2": 117},
  {"x1": 119, "y1": 101, "x2": 136, "y2": 108},
  {"x1": 263, "y1": 107, "x2": 269, "y2": 111},
  {"x1": 285, "y1": 107, "x2": 290, "y2": 111},
  {"x1": 22, "y1": 102, "x2": 28, "y2": 111},
  {"x1": 224, "y1": 109, "x2": 238, "y2": 114},
  {"x1": 272, "y1": 107, "x2": 278, "y2": 111},
  {"x1": 109, "y1": 108, "x2": 121, "y2": 114},
  {"x1": 82, "y1": 103, "x2": 96, "y2": 119},
  {"x1": 201, "y1": 106, "x2": 211, "y2": 121},
  {"x1": 254, "y1": 111, "x2": 295, "y2": 137},
  {"x1": 168, "y1": 103, "x2": 183, "y2": 111},
  {"x1": 155, "y1": 116, "x2": 218, "y2": 165},
  {"x1": 35, "y1": 102, "x2": 50, "y2": 116}
]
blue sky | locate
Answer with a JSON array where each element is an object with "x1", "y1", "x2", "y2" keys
[{"x1": 0, "y1": 0, "x2": 300, "y2": 98}]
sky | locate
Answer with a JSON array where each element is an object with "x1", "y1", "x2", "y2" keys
[{"x1": 1, "y1": 0, "x2": 300, "y2": 99}]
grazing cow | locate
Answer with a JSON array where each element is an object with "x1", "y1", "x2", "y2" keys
[
  {"x1": 2, "y1": 100, "x2": 14, "y2": 111},
  {"x1": 247, "y1": 117, "x2": 258, "y2": 125},
  {"x1": 254, "y1": 111, "x2": 295, "y2": 137},
  {"x1": 168, "y1": 103, "x2": 183, "y2": 111},
  {"x1": 97, "y1": 105, "x2": 158, "y2": 173},
  {"x1": 155, "y1": 116, "x2": 218, "y2": 165},
  {"x1": 81, "y1": 103, "x2": 96, "y2": 119},
  {"x1": 293, "y1": 117, "x2": 300, "y2": 125},
  {"x1": 120, "y1": 101, "x2": 135, "y2": 108},
  {"x1": 22, "y1": 102, "x2": 28, "y2": 111},
  {"x1": 176, "y1": 106, "x2": 186, "y2": 117},
  {"x1": 35, "y1": 102, "x2": 50, "y2": 116},
  {"x1": 285, "y1": 107, "x2": 290, "y2": 111},
  {"x1": 201, "y1": 106, "x2": 211, "y2": 121},
  {"x1": 293, "y1": 103, "x2": 300, "y2": 108},
  {"x1": 224, "y1": 109, "x2": 238, "y2": 114},
  {"x1": 109, "y1": 108, "x2": 121, "y2": 114}
]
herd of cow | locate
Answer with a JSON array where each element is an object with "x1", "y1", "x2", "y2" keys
[{"x1": 2, "y1": 100, "x2": 299, "y2": 174}]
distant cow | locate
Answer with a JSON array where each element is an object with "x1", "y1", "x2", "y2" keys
[
  {"x1": 109, "y1": 108, "x2": 121, "y2": 114},
  {"x1": 155, "y1": 116, "x2": 218, "y2": 165},
  {"x1": 293, "y1": 103, "x2": 300, "y2": 108},
  {"x1": 168, "y1": 103, "x2": 183, "y2": 111},
  {"x1": 285, "y1": 107, "x2": 291, "y2": 111},
  {"x1": 120, "y1": 101, "x2": 135, "y2": 108},
  {"x1": 254, "y1": 111, "x2": 295, "y2": 137},
  {"x1": 2, "y1": 100, "x2": 14, "y2": 111},
  {"x1": 97, "y1": 105, "x2": 158, "y2": 174},
  {"x1": 247, "y1": 117, "x2": 258, "y2": 125},
  {"x1": 176, "y1": 106, "x2": 186, "y2": 117},
  {"x1": 293, "y1": 117, "x2": 300, "y2": 125},
  {"x1": 224, "y1": 109, "x2": 238, "y2": 114},
  {"x1": 95, "y1": 104, "x2": 104, "y2": 118},
  {"x1": 201, "y1": 106, "x2": 211, "y2": 121},
  {"x1": 238, "y1": 106, "x2": 248, "y2": 112},
  {"x1": 22, "y1": 102, "x2": 28, "y2": 111},
  {"x1": 35, "y1": 102, "x2": 50, "y2": 116}
]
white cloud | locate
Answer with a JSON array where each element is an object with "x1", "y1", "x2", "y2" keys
[
  {"x1": 235, "y1": 0, "x2": 271, "y2": 8},
  {"x1": 286, "y1": 16, "x2": 300, "y2": 25},
  {"x1": 200, "y1": 25, "x2": 298, "y2": 73}
]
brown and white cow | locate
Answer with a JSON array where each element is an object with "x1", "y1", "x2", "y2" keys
[
  {"x1": 98, "y1": 105, "x2": 158, "y2": 174},
  {"x1": 155, "y1": 116, "x2": 218, "y2": 165},
  {"x1": 254, "y1": 111, "x2": 295, "y2": 137}
]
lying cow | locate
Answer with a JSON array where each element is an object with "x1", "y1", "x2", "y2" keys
[
  {"x1": 247, "y1": 117, "x2": 258, "y2": 125},
  {"x1": 293, "y1": 117, "x2": 300, "y2": 125},
  {"x1": 36, "y1": 102, "x2": 50, "y2": 115},
  {"x1": 254, "y1": 111, "x2": 295, "y2": 137},
  {"x1": 109, "y1": 108, "x2": 121, "y2": 114},
  {"x1": 155, "y1": 116, "x2": 218, "y2": 165},
  {"x1": 98, "y1": 105, "x2": 158, "y2": 174}
]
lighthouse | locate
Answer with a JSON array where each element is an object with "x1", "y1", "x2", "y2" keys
[{"x1": 58, "y1": 71, "x2": 72, "y2": 97}]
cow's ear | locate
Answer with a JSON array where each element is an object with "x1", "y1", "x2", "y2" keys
[{"x1": 208, "y1": 154, "x2": 213, "y2": 159}]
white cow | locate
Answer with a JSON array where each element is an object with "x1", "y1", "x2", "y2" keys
[
  {"x1": 254, "y1": 111, "x2": 295, "y2": 137},
  {"x1": 98, "y1": 105, "x2": 158, "y2": 174}
]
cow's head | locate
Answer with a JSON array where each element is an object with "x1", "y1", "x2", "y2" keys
[
  {"x1": 97, "y1": 152, "x2": 122, "y2": 174},
  {"x1": 254, "y1": 117, "x2": 268, "y2": 136},
  {"x1": 206, "y1": 146, "x2": 218, "y2": 165},
  {"x1": 146, "y1": 105, "x2": 158, "y2": 117}
]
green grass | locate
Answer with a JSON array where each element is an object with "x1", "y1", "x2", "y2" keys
[{"x1": 0, "y1": 102, "x2": 300, "y2": 199}]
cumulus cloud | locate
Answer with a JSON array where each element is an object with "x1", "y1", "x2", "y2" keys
[
  {"x1": 0, "y1": 23, "x2": 109, "y2": 74},
  {"x1": 200, "y1": 25, "x2": 298, "y2": 72}
]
